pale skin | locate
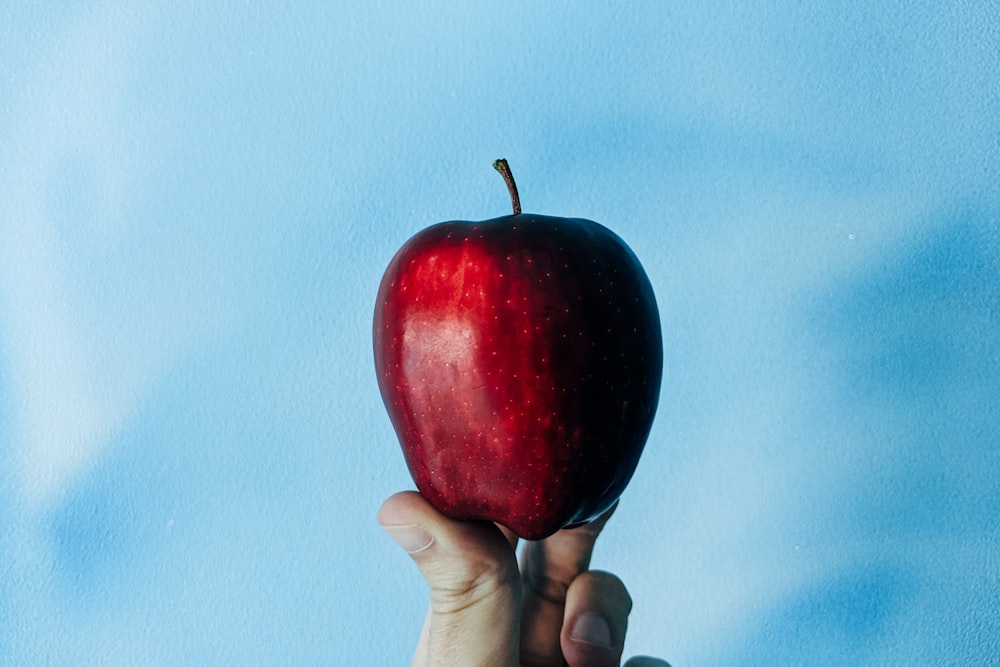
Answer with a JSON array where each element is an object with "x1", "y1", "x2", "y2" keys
[{"x1": 379, "y1": 491, "x2": 670, "y2": 666}]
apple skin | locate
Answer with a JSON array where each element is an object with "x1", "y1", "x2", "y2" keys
[{"x1": 373, "y1": 213, "x2": 662, "y2": 540}]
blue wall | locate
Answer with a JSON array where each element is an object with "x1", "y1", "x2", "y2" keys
[{"x1": 1, "y1": 3, "x2": 997, "y2": 664}]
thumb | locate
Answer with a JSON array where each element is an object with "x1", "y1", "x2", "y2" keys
[{"x1": 379, "y1": 491, "x2": 521, "y2": 667}]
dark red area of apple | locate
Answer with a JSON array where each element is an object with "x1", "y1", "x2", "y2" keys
[{"x1": 374, "y1": 200, "x2": 662, "y2": 540}]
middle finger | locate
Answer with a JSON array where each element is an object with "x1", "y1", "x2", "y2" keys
[{"x1": 518, "y1": 504, "x2": 617, "y2": 665}]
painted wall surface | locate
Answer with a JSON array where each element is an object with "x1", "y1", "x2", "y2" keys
[{"x1": 1, "y1": 3, "x2": 997, "y2": 664}]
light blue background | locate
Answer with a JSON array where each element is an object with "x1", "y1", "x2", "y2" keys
[{"x1": 1, "y1": 3, "x2": 997, "y2": 664}]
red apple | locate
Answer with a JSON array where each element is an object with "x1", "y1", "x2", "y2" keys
[{"x1": 373, "y1": 160, "x2": 662, "y2": 540}]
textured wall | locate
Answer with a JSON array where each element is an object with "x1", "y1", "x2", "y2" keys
[{"x1": 1, "y1": 3, "x2": 997, "y2": 664}]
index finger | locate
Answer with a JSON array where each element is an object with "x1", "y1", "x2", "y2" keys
[{"x1": 518, "y1": 503, "x2": 618, "y2": 666}]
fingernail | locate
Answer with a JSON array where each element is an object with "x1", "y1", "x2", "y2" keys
[
  {"x1": 381, "y1": 524, "x2": 434, "y2": 554},
  {"x1": 569, "y1": 611, "x2": 613, "y2": 649}
]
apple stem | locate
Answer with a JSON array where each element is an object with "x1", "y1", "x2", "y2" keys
[{"x1": 493, "y1": 159, "x2": 522, "y2": 215}]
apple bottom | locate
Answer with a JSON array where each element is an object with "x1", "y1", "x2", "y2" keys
[{"x1": 400, "y1": 427, "x2": 639, "y2": 541}]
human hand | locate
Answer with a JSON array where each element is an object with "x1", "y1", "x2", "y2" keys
[{"x1": 379, "y1": 490, "x2": 670, "y2": 666}]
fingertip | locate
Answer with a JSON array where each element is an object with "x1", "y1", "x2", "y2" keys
[
  {"x1": 377, "y1": 490, "x2": 429, "y2": 527},
  {"x1": 623, "y1": 657, "x2": 672, "y2": 667},
  {"x1": 569, "y1": 610, "x2": 614, "y2": 649},
  {"x1": 591, "y1": 499, "x2": 619, "y2": 527},
  {"x1": 561, "y1": 571, "x2": 632, "y2": 666},
  {"x1": 378, "y1": 491, "x2": 513, "y2": 560}
]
